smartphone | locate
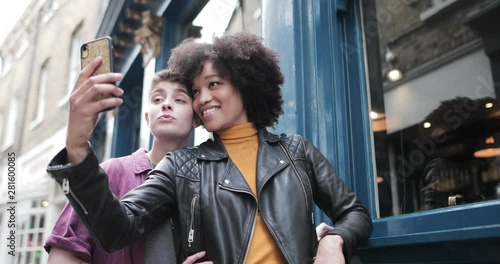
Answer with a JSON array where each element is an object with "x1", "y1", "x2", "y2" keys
[
  {"x1": 80, "y1": 36, "x2": 117, "y2": 111},
  {"x1": 81, "y1": 36, "x2": 114, "y2": 74}
]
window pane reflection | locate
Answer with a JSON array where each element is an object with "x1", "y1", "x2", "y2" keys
[{"x1": 362, "y1": 0, "x2": 500, "y2": 217}]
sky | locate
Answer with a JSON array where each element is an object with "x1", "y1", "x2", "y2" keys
[
  {"x1": 0, "y1": 0, "x2": 32, "y2": 47},
  {"x1": 193, "y1": 0, "x2": 237, "y2": 42},
  {"x1": 0, "y1": 0, "x2": 237, "y2": 47}
]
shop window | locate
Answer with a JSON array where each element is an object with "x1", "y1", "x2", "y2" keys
[{"x1": 363, "y1": 0, "x2": 499, "y2": 218}]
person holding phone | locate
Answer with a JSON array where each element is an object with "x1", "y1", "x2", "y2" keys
[
  {"x1": 46, "y1": 32, "x2": 372, "y2": 263},
  {"x1": 43, "y1": 62, "x2": 206, "y2": 264}
]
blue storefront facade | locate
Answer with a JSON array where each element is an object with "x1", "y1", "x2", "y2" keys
[{"x1": 94, "y1": 0, "x2": 500, "y2": 262}]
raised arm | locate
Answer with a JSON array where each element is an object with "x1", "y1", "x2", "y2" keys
[
  {"x1": 46, "y1": 57, "x2": 175, "y2": 252},
  {"x1": 47, "y1": 148, "x2": 178, "y2": 252},
  {"x1": 65, "y1": 56, "x2": 123, "y2": 163}
]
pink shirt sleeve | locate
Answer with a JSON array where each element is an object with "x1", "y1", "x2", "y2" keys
[{"x1": 44, "y1": 202, "x2": 93, "y2": 263}]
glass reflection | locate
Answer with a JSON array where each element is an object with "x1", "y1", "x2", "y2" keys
[{"x1": 362, "y1": 0, "x2": 500, "y2": 217}]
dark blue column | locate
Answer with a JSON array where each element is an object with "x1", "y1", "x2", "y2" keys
[
  {"x1": 262, "y1": 0, "x2": 377, "y2": 225},
  {"x1": 111, "y1": 55, "x2": 144, "y2": 158}
]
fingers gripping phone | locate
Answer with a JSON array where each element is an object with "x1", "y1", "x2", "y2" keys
[{"x1": 80, "y1": 36, "x2": 117, "y2": 111}]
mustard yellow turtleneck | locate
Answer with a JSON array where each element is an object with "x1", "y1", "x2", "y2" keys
[{"x1": 218, "y1": 122, "x2": 285, "y2": 264}]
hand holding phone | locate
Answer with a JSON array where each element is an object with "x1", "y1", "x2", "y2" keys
[{"x1": 66, "y1": 37, "x2": 122, "y2": 163}]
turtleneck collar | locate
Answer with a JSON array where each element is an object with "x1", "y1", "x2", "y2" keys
[{"x1": 218, "y1": 122, "x2": 258, "y2": 141}]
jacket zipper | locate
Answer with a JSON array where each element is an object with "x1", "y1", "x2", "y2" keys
[
  {"x1": 242, "y1": 208, "x2": 257, "y2": 264},
  {"x1": 188, "y1": 195, "x2": 198, "y2": 247},
  {"x1": 62, "y1": 178, "x2": 89, "y2": 215},
  {"x1": 219, "y1": 184, "x2": 257, "y2": 264},
  {"x1": 279, "y1": 143, "x2": 310, "y2": 212}
]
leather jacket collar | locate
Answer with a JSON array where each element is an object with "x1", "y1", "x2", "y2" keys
[{"x1": 196, "y1": 128, "x2": 285, "y2": 161}]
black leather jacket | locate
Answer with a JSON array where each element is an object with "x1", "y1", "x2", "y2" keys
[{"x1": 47, "y1": 129, "x2": 372, "y2": 263}]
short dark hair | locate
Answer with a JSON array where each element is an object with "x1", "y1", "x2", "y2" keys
[{"x1": 168, "y1": 32, "x2": 284, "y2": 128}]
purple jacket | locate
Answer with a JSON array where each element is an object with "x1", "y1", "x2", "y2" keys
[{"x1": 44, "y1": 148, "x2": 150, "y2": 263}]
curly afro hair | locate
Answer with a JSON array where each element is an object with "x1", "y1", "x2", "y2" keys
[{"x1": 168, "y1": 32, "x2": 284, "y2": 128}]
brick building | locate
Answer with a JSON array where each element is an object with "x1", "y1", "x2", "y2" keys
[{"x1": 0, "y1": 0, "x2": 108, "y2": 263}]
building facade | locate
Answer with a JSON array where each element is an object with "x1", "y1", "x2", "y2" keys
[{"x1": 0, "y1": 0, "x2": 108, "y2": 263}]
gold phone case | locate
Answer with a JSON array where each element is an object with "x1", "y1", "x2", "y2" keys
[
  {"x1": 80, "y1": 36, "x2": 114, "y2": 75},
  {"x1": 80, "y1": 37, "x2": 117, "y2": 112}
]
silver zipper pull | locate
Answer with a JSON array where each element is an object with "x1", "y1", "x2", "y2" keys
[
  {"x1": 188, "y1": 229, "x2": 194, "y2": 247},
  {"x1": 62, "y1": 178, "x2": 69, "y2": 194}
]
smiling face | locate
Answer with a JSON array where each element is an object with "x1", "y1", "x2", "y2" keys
[
  {"x1": 192, "y1": 61, "x2": 248, "y2": 133},
  {"x1": 145, "y1": 81, "x2": 197, "y2": 142}
]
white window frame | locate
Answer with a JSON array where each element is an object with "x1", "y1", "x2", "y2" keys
[
  {"x1": 0, "y1": 115, "x2": 3, "y2": 149},
  {"x1": 41, "y1": 0, "x2": 60, "y2": 24},
  {"x1": 1, "y1": 53, "x2": 13, "y2": 77},
  {"x1": 29, "y1": 61, "x2": 49, "y2": 130},
  {"x1": 58, "y1": 25, "x2": 82, "y2": 107},
  {"x1": 1, "y1": 98, "x2": 18, "y2": 150},
  {"x1": 15, "y1": 35, "x2": 29, "y2": 59}
]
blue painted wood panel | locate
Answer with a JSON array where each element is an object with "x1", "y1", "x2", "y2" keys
[
  {"x1": 262, "y1": 0, "x2": 375, "y2": 225},
  {"x1": 111, "y1": 55, "x2": 143, "y2": 158}
]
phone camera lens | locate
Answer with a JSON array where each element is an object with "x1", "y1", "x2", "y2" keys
[{"x1": 81, "y1": 44, "x2": 89, "y2": 58}]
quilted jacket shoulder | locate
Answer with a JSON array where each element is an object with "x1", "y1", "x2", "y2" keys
[
  {"x1": 279, "y1": 133, "x2": 305, "y2": 160},
  {"x1": 169, "y1": 146, "x2": 200, "y2": 181}
]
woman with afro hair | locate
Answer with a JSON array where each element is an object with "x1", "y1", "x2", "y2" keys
[{"x1": 47, "y1": 32, "x2": 372, "y2": 264}]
